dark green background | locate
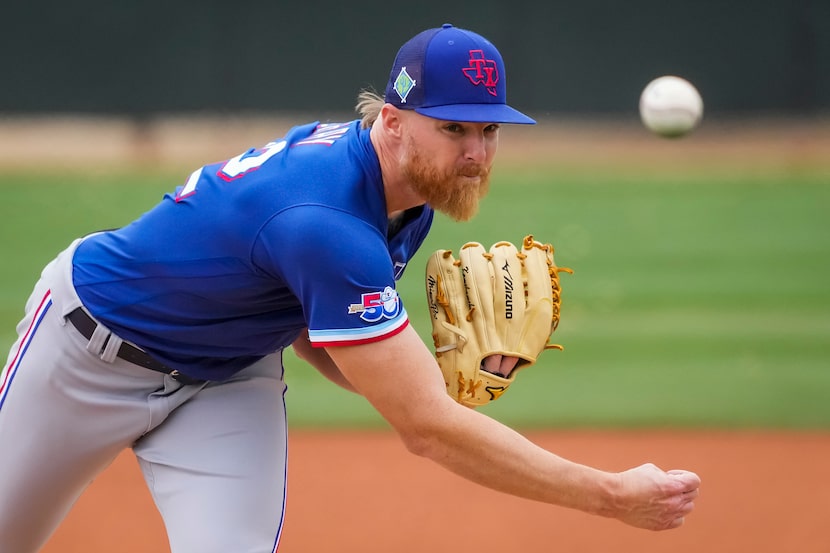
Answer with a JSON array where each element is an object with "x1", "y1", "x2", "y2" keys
[{"x1": 2, "y1": 0, "x2": 828, "y2": 117}]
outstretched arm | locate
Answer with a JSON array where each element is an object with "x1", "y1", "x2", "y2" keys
[{"x1": 324, "y1": 324, "x2": 700, "y2": 530}]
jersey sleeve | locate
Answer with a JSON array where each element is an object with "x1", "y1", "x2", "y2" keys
[{"x1": 252, "y1": 205, "x2": 409, "y2": 347}]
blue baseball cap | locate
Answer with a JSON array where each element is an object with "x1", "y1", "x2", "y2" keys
[{"x1": 384, "y1": 24, "x2": 536, "y2": 125}]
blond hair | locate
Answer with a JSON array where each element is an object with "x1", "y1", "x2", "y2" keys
[{"x1": 355, "y1": 89, "x2": 385, "y2": 129}]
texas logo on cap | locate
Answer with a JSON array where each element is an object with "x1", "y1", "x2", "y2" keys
[{"x1": 462, "y1": 50, "x2": 499, "y2": 96}]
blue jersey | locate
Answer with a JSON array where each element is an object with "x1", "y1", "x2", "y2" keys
[{"x1": 71, "y1": 120, "x2": 434, "y2": 381}]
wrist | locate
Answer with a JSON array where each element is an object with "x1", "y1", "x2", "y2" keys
[{"x1": 588, "y1": 470, "x2": 623, "y2": 519}]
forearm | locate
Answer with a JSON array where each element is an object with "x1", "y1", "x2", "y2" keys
[
  {"x1": 404, "y1": 397, "x2": 617, "y2": 517},
  {"x1": 411, "y1": 408, "x2": 697, "y2": 531},
  {"x1": 337, "y1": 335, "x2": 616, "y2": 514}
]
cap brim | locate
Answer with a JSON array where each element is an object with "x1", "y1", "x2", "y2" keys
[{"x1": 415, "y1": 103, "x2": 536, "y2": 125}]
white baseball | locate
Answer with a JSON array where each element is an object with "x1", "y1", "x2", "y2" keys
[{"x1": 639, "y1": 76, "x2": 703, "y2": 138}]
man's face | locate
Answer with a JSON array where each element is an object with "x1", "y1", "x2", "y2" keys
[{"x1": 400, "y1": 114, "x2": 500, "y2": 222}]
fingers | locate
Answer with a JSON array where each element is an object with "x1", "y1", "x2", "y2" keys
[
  {"x1": 667, "y1": 469, "x2": 701, "y2": 492},
  {"x1": 481, "y1": 355, "x2": 502, "y2": 375},
  {"x1": 665, "y1": 473, "x2": 699, "y2": 530},
  {"x1": 668, "y1": 469, "x2": 701, "y2": 484},
  {"x1": 682, "y1": 486, "x2": 700, "y2": 500},
  {"x1": 499, "y1": 356, "x2": 519, "y2": 375},
  {"x1": 481, "y1": 355, "x2": 519, "y2": 377},
  {"x1": 668, "y1": 516, "x2": 686, "y2": 529},
  {"x1": 656, "y1": 498, "x2": 695, "y2": 531},
  {"x1": 668, "y1": 469, "x2": 700, "y2": 513},
  {"x1": 667, "y1": 497, "x2": 697, "y2": 529},
  {"x1": 682, "y1": 490, "x2": 700, "y2": 504}
]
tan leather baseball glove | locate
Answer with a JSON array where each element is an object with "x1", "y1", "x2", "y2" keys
[{"x1": 425, "y1": 235, "x2": 572, "y2": 407}]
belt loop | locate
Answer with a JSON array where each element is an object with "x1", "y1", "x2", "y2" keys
[
  {"x1": 87, "y1": 324, "x2": 111, "y2": 357},
  {"x1": 100, "y1": 332, "x2": 122, "y2": 363}
]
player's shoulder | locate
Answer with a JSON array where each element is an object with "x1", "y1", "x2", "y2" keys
[
  {"x1": 252, "y1": 202, "x2": 391, "y2": 281},
  {"x1": 289, "y1": 120, "x2": 361, "y2": 147},
  {"x1": 293, "y1": 120, "x2": 373, "y2": 161},
  {"x1": 270, "y1": 203, "x2": 386, "y2": 244}
]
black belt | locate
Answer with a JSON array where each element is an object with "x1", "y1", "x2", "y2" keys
[{"x1": 67, "y1": 308, "x2": 204, "y2": 385}]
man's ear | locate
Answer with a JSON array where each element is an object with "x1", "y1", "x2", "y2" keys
[{"x1": 379, "y1": 104, "x2": 406, "y2": 139}]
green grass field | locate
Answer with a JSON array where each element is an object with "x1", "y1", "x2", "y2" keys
[{"x1": 1, "y1": 158, "x2": 828, "y2": 430}]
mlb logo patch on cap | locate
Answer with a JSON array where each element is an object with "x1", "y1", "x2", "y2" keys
[{"x1": 393, "y1": 67, "x2": 417, "y2": 103}]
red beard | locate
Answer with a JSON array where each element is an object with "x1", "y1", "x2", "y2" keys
[{"x1": 402, "y1": 138, "x2": 491, "y2": 222}]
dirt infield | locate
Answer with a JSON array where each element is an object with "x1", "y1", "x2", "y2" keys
[{"x1": 40, "y1": 430, "x2": 830, "y2": 553}]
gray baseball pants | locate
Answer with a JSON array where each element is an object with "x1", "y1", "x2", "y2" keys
[{"x1": 0, "y1": 239, "x2": 289, "y2": 552}]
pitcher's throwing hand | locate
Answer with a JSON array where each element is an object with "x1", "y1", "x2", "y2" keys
[{"x1": 612, "y1": 464, "x2": 701, "y2": 530}]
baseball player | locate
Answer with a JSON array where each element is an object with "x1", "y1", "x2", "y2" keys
[{"x1": 0, "y1": 24, "x2": 699, "y2": 553}]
